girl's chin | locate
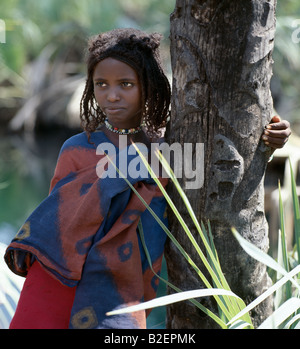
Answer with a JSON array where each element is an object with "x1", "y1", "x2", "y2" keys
[{"x1": 107, "y1": 116, "x2": 143, "y2": 129}]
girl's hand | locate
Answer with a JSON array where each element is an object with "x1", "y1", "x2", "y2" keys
[{"x1": 262, "y1": 115, "x2": 291, "y2": 149}]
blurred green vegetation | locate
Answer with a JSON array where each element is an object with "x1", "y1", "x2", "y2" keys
[
  {"x1": 0, "y1": 0, "x2": 300, "y2": 131},
  {"x1": 0, "y1": 0, "x2": 175, "y2": 131},
  {"x1": 0, "y1": 0, "x2": 174, "y2": 74},
  {"x1": 272, "y1": 1, "x2": 300, "y2": 126}
]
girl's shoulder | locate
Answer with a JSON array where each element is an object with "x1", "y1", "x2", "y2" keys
[{"x1": 60, "y1": 130, "x2": 109, "y2": 153}]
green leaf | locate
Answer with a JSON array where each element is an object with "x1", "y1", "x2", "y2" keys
[
  {"x1": 278, "y1": 181, "x2": 289, "y2": 272},
  {"x1": 227, "y1": 264, "x2": 300, "y2": 326},
  {"x1": 232, "y1": 228, "x2": 300, "y2": 291},
  {"x1": 289, "y1": 159, "x2": 300, "y2": 265},
  {"x1": 258, "y1": 298, "x2": 300, "y2": 329},
  {"x1": 276, "y1": 181, "x2": 293, "y2": 305},
  {"x1": 228, "y1": 320, "x2": 253, "y2": 329},
  {"x1": 137, "y1": 221, "x2": 228, "y2": 329},
  {"x1": 284, "y1": 313, "x2": 300, "y2": 329},
  {"x1": 106, "y1": 289, "x2": 241, "y2": 316}
]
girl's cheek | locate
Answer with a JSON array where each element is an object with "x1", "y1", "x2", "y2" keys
[{"x1": 94, "y1": 91, "x2": 103, "y2": 103}]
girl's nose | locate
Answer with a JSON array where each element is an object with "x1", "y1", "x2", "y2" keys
[{"x1": 107, "y1": 88, "x2": 120, "y2": 102}]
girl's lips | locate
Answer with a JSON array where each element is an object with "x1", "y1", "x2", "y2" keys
[{"x1": 105, "y1": 107, "x2": 125, "y2": 115}]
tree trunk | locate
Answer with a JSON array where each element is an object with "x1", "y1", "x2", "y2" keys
[{"x1": 165, "y1": 0, "x2": 276, "y2": 329}]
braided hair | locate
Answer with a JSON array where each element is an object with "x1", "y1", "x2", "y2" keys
[{"x1": 80, "y1": 28, "x2": 171, "y2": 139}]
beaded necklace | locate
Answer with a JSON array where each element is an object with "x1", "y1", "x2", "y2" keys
[{"x1": 104, "y1": 118, "x2": 144, "y2": 135}]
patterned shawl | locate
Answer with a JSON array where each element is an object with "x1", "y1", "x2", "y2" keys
[{"x1": 5, "y1": 131, "x2": 168, "y2": 329}]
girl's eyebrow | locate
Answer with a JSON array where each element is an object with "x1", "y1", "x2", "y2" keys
[{"x1": 93, "y1": 77, "x2": 137, "y2": 82}]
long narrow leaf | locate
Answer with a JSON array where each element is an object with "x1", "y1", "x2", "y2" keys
[
  {"x1": 275, "y1": 231, "x2": 291, "y2": 308},
  {"x1": 289, "y1": 159, "x2": 300, "y2": 264},
  {"x1": 258, "y1": 297, "x2": 300, "y2": 329},
  {"x1": 148, "y1": 150, "x2": 226, "y2": 290},
  {"x1": 157, "y1": 150, "x2": 231, "y2": 290},
  {"x1": 137, "y1": 220, "x2": 228, "y2": 329},
  {"x1": 284, "y1": 314, "x2": 300, "y2": 329},
  {"x1": 232, "y1": 228, "x2": 300, "y2": 291},
  {"x1": 227, "y1": 264, "x2": 300, "y2": 326},
  {"x1": 106, "y1": 289, "x2": 241, "y2": 316},
  {"x1": 278, "y1": 181, "x2": 289, "y2": 272},
  {"x1": 277, "y1": 181, "x2": 292, "y2": 304},
  {"x1": 228, "y1": 320, "x2": 253, "y2": 329}
]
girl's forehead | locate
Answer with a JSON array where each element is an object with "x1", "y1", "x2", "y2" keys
[{"x1": 93, "y1": 57, "x2": 138, "y2": 79}]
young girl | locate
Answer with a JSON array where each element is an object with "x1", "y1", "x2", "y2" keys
[
  {"x1": 4, "y1": 28, "x2": 290, "y2": 329},
  {"x1": 5, "y1": 28, "x2": 171, "y2": 329}
]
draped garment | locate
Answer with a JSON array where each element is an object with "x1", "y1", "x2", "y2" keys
[{"x1": 5, "y1": 131, "x2": 168, "y2": 329}]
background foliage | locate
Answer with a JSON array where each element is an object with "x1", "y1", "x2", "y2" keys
[
  {"x1": 1, "y1": 0, "x2": 300, "y2": 128},
  {"x1": 272, "y1": 1, "x2": 300, "y2": 127},
  {"x1": 0, "y1": 0, "x2": 174, "y2": 75}
]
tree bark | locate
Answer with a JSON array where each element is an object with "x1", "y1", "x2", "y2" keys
[{"x1": 165, "y1": 0, "x2": 276, "y2": 329}]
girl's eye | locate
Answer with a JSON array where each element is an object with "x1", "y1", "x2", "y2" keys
[
  {"x1": 122, "y1": 82, "x2": 134, "y2": 88},
  {"x1": 95, "y1": 82, "x2": 106, "y2": 88}
]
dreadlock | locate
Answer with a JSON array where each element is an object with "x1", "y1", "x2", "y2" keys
[{"x1": 80, "y1": 28, "x2": 171, "y2": 140}]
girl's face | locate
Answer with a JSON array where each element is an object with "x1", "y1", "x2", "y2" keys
[{"x1": 93, "y1": 57, "x2": 143, "y2": 129}]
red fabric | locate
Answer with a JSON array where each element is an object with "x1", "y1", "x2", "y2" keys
[{"x1": 10, "y1": 261, "x2": 76, "y2": 329}]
